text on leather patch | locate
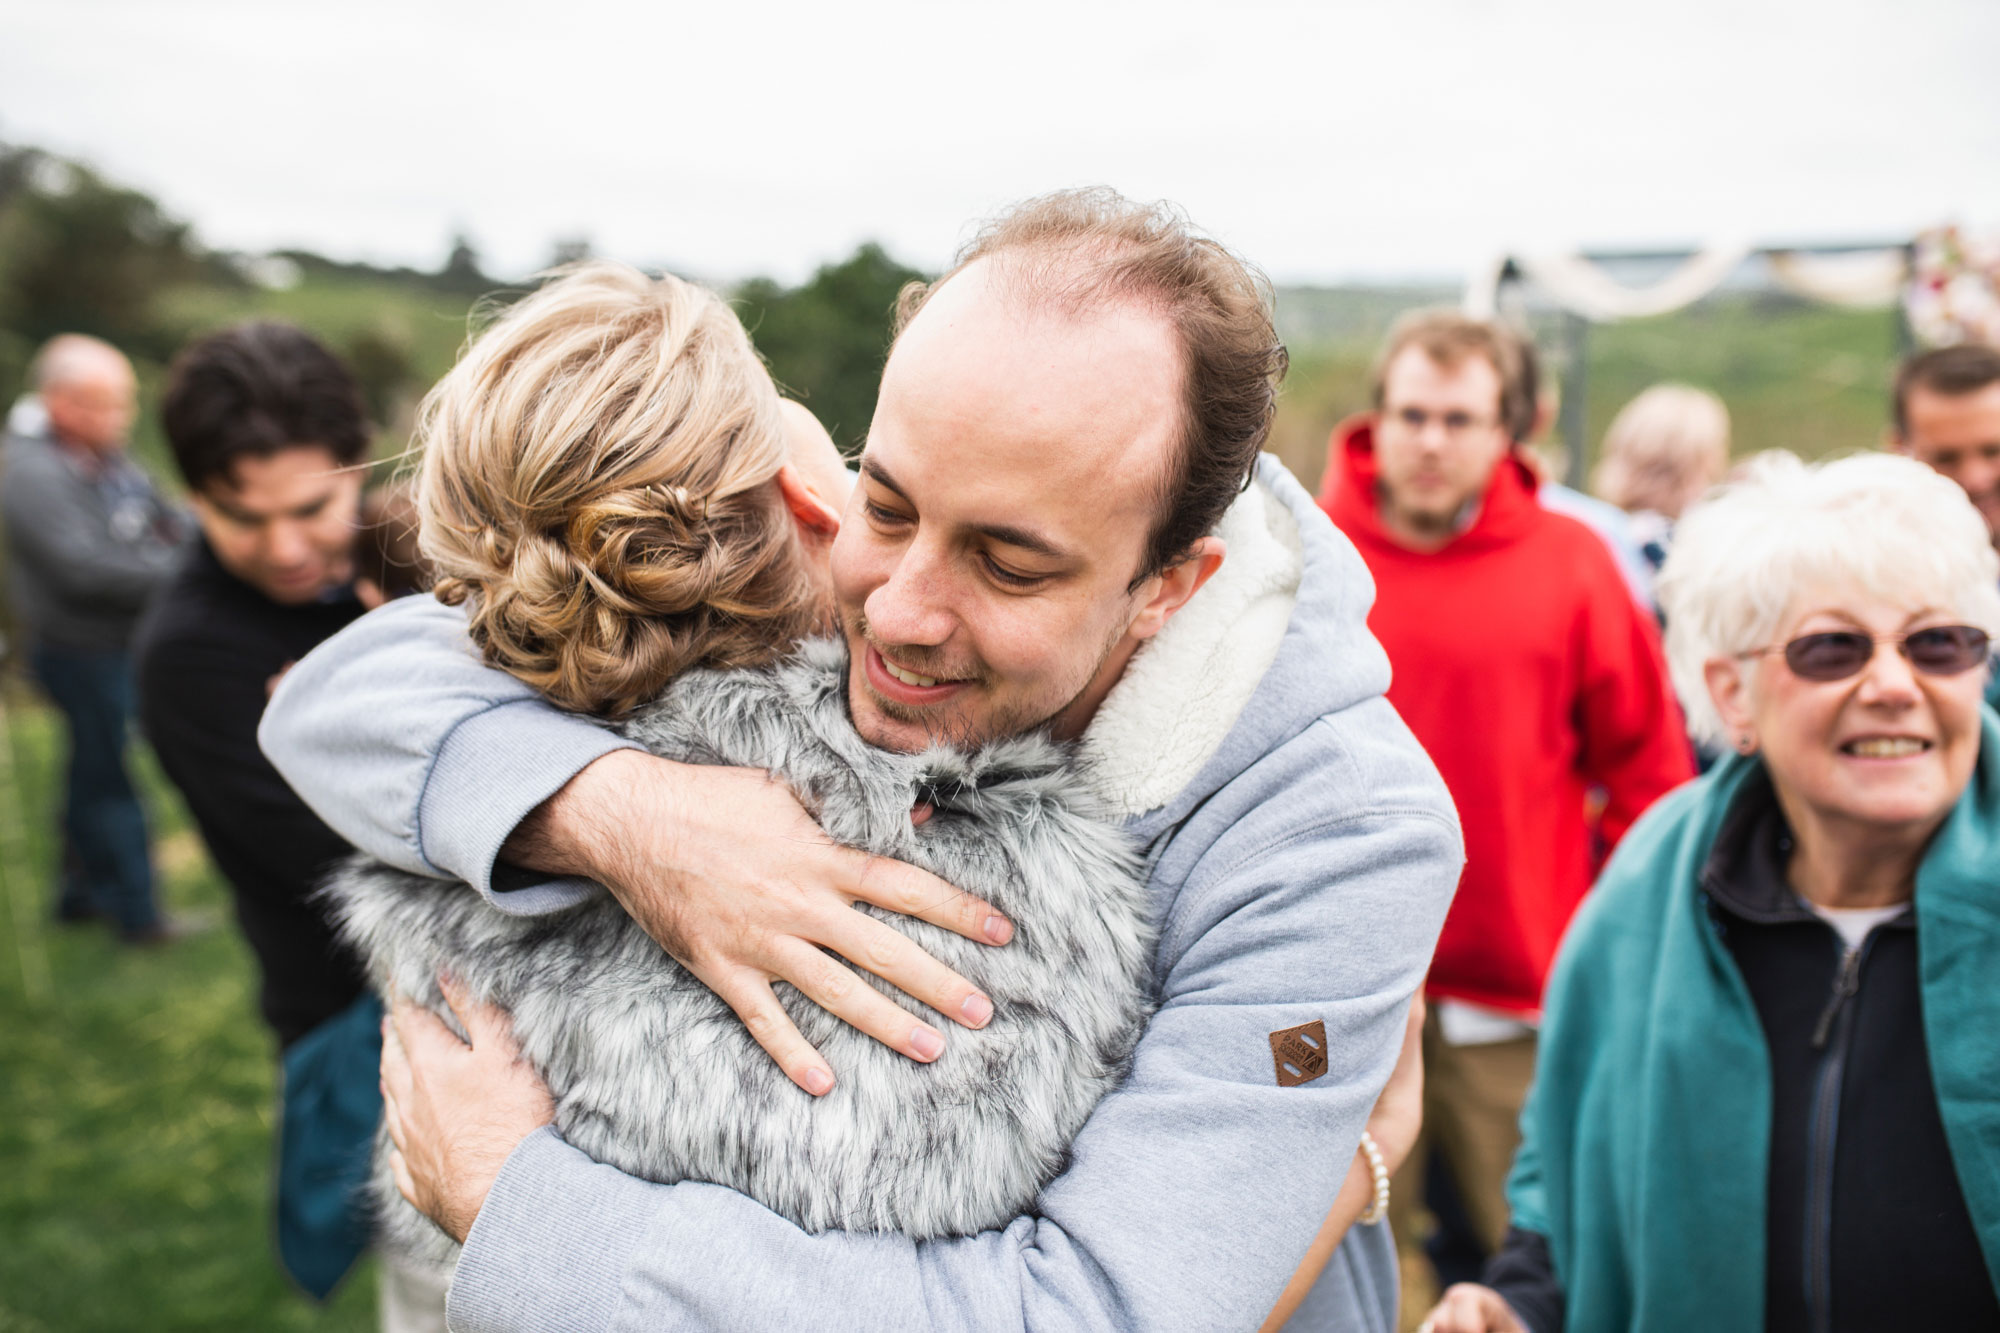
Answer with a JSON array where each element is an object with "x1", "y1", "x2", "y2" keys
[{"x1": 1270, "y1": 1020, "x2": 1328, "y2": 1087}]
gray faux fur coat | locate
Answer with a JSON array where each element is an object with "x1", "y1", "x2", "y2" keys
[{"x1": 323, "y1": 638, "x2": 1154, "y2": 1273}]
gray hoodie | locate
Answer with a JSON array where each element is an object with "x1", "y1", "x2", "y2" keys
[{"x1": 260, "y1": 456, "x2": 1462, "y2": 1332}]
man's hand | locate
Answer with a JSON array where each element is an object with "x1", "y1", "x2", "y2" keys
[
  {"x1": 503, "y1": 750, "x2": 1014, "y2": 1098},
  {"x1": 1420, "y1": 1284, "x2": 1530, "y2": 1333},
  {"x1": 381, "y1": 975, "x2": 554, "y2": 1245}
]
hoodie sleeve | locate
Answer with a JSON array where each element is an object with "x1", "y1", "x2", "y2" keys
[
  {"x1": 257, "y1": 594, "x2": 635, "y2": 914},
  {"x1": 443, "y1": 724, "x2": 1463, "y2": 1333},
  {"x1": 1572, "y1": 545, "x2": 1695, "y2": 853}
]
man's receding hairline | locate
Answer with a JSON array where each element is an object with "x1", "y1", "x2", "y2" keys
[
  {"x1": 1384, "y1": 339, "x2": 1505, "y2": 385},
  {"x1": 33, "y1": 334, "x2": 132, "y2": 391},
  {"x1": 977, "y1": 246, "x2": 1192, "y2": 572},
  {"x1": 978, "y1": 243, "x2": 1187, "y2": 332}
]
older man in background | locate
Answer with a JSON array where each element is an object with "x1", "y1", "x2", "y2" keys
[{"x1": 2, "y1": 334, "x2": 186, "y2": 942}]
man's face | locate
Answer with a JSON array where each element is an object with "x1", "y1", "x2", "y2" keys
[
  {"x1": 43, "y1": 363, "x2": 138, "y2": 455},
  {"x1": 1895, "y1": 382, "x2": 2000, "y2": 544},
  {"x1": 831, "y1": 259, "x2": 1186, "y2": 754},
  {"x1": 192, "y1": 447, "x2": 364, "y2": 604},
  {"x1": 1372, "y1": 346, "x2": 1512, "y2": 548}
]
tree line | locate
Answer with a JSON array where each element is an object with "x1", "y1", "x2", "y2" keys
[{"x1": 0, "y1": 140, "x2": 924, "y2": 456}]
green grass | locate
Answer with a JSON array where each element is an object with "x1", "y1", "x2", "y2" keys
[{"x1": 0, "y1": 687, "x2": 376, "y2": 1332}]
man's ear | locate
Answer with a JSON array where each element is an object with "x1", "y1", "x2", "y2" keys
[
  {"x1": 775, "y1": 464, "x2": 842, "y2": 540},
  {"x1": 1128, "y1": 536, "x2": 1226, "y2": 642},
  {"x1": 1886, "y1": 429, "x2": 1913, "y2": 457},
  {"x1": 1703, "y1": 655, "x2": 1755, "y2": 745}
]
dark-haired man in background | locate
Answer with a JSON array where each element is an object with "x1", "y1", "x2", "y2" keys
[
  {"x1": 132, "y1": 322, "x2": 413, "y2": 1314},
  {"x1": 1890, "y1": 341, "x2": 2000, "y2": 709},
  {"x1": 1891, "y1": 342, "x2": 2000, "y2": 545}
]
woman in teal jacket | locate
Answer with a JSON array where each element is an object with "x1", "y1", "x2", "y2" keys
[{"x1": 1424, "y1": 452, "x2": 2000, "y2": 1333}]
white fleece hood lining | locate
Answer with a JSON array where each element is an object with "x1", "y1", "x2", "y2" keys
[{"x1": 1080, "y1": 476, "x2": 1305, "y2": 818}]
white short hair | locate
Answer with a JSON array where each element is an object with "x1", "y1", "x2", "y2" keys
[{"x1": 1658, "y1": 451, "x2": 2000, "y2": 748}]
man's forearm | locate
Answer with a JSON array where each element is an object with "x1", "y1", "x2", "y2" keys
[{"x1": 499, "y1": 749, "x2": 671, "y2": 881}]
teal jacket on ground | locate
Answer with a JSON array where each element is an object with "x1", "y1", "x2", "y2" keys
[{"x1": 1507, "y1": 710, "x2": 2000, "y2": 1332}]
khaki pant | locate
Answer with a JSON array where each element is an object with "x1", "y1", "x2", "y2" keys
[
  {"x1": 1389, "y1": 1009, "x2": 1538, "y2": 1259},
  {"x1": 379, "y1": 1252, "x2": 451, "y2": 1333}
]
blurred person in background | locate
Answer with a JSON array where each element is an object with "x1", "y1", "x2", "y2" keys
[
  {"x1": 132, "y1": 322, "x2": 407, "y2": 1315},
  {"x1": 1590, "y1": 382, "x2": 1732, "y2": 573},
  {"x1": 351, "y1": 483, "x2": 427, "y2": 607},
  {"x1": 1423, "y1": 452, "x2": 2000, "y2": 1333},
  {"x1": 1, "y1": 333, "x2": 186, "y2": 942},
  {"x1": 1316, "y1": 310, "x2": 1692, "y2": 1289},
  {"x1": 1890, "y1": 343, "x2": 2000, "y2": 711},
  {"x1": 1513, "y1": 341, "x2": 1656, "y2": 608},
  {"x1": 1891, "y1": 343, "x2": 2000, "y2": 549}
]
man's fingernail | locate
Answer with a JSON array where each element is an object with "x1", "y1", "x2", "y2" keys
[
  {"x1": 984, "y1": 914, "x2": 1014, "y2": 945},
  {"x1": 960, "y1": 993, "x2": 993, "y2": 1027},
  {"x1": 802, "y1": 1067, "x2": 834, "y2": 1096},
  {"x1": 910, "y1": 1026, "x2": 945, "y2": 1061}
]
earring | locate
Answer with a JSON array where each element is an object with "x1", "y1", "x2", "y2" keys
[{"x1": 1735, "y1": 735, "x2": 1756, "y2": 755}]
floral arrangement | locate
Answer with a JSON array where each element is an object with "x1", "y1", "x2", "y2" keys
[{"x1": 1907, "y1": 226, "x2": 2000, "y2": 348}]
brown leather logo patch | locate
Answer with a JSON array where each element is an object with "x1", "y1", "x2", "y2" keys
[{"x1": 1270, "y1": 1020, "x2": 1328, "y2": 1087}]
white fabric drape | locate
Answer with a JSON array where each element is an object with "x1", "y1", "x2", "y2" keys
[
  {"x1": 1767, "y1": 249, "x2": 1908, "y2": 308},
  {"x1": 1510, "y1": 243, "x2": 1752, "y2": 322}
]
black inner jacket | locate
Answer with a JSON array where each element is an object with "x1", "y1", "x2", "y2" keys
[{"x1": 133, "y1": 539, "x2": 370, "y2": 1048}]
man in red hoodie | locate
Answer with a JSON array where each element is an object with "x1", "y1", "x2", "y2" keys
[{"x1": 1317, "y1": 310, "x2": 1691, "y2": 1271}]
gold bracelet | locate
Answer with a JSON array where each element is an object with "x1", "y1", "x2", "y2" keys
[{"x1": 1356, "y1": 1130, "x2": 1390, "y2": 1225}]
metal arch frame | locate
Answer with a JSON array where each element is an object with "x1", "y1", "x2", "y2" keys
[{"x1": 1489, "y1": 240, "x2": 1917, "y2": 485}]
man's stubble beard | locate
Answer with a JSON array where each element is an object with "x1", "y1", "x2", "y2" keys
[
  {"x1": 842, "y1": 606, "x2": 1133, "y2": 753},
  {"x1": 1378, "y1": 484, "x2": 1462, "y2": 541}
]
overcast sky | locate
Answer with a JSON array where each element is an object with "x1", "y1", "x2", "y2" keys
[{"x1": 5, "y1": 0, "x2": 1998, "y2": 286}]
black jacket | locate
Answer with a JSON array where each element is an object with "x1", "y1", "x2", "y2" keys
[{"x1": 133, "y1": 540, "x2": 369, "y2": 1047}]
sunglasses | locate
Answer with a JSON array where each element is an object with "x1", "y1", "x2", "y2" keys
[{"x1": 1746, "y1": 625, "x2": 1992, "y2": 682}]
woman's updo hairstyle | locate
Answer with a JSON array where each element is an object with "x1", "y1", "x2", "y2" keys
[{"x1": 416, "y1": 261, "x2": 821, "y2": 717}]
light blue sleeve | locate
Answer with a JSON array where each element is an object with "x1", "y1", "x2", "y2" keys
[
  {"x1": 256, "y1": 594, "x2": 638, "y2": 915},
  {"x1": 445, "y1": 772, "x2": 1461, "y2": 1333},
  {"x1": 1536, "y1": 483, "x2": 1654, "y2": 610}
]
